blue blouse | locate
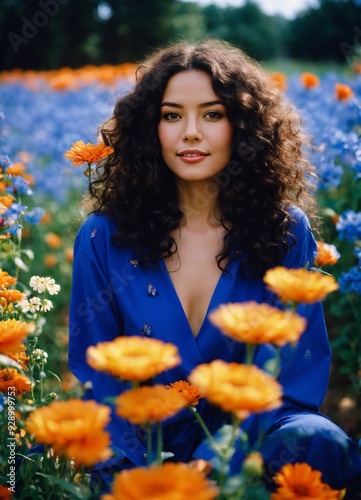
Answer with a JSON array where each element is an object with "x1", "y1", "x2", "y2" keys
[{"x1": 69, "y1": 207, "x2": 331, "y2": 469}]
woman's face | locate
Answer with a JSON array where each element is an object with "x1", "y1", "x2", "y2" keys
[{"x1": 157, "y1": 70, "x2": 233, "y2": 184}]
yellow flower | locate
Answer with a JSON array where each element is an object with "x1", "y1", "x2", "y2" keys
[
  {"x1": 263, "y1": 266, "x2": 339, "y2": 304},
  {"x1": 6, "y1": 352, "x2": 29, "y2": 370},
  {"x1": 314, "y1": 241, "x2": 340, "y2": 267},
  {"x1": 300, "y1": 72, "x2": 320, "y2": 89},
  {"x1": 0, "y1": 368, "x2": 31, "y2": 395},
  {"x1": 101, "y1": 462, "x2": 219, "y2": 500},
  {"x1": 188, "y1": 361, "x2": 282, "y2": 421},
  {"x1": 0, "y1": 319, "x2": 34, "y2": 354},
  {"x1": 167, "y1": 380, "x2": 202, "y2": 406},
  {"x1": 26, "y1": 399, "x2": 112, "y2": 467},
  {"x1": 0, "y1": 289, "x2": 26, "y2": 306},
  {"x1": 87, "y1": 336, "x2": 181, "y2": 382},
  {"x1": 115, "y1": 385, "x2": 187, "y2": 425},
  {"x1": 271, "y1": 463, "x2": 346, "y2": 500},
  {"x1": 209, "y1": 302, "x2": 306, "y2": 346},
  {"x1": 0, "y1": 269, "x2": 17, "y2": 289},
  {"x1": 64, "y1": 140, "x2": 114, "y2": 166}
]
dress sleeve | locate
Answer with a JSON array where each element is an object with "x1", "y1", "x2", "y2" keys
[
  {"x1": 252, "y1": 207, "x2": 331, "y2": 423},
  {"x1": 68, "y1": 215, "x2": 148, "y2": 468}
]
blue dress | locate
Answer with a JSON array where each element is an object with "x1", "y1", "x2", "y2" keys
[{"x1": 69, "y1": 207, "x2": 360, "y2": 491}]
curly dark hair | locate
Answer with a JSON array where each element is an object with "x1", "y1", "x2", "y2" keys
[{"x1": 90, "y1": 39, "x2": 318, "y2": 276}]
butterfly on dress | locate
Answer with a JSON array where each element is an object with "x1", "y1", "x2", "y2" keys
[
  {"x1": 147, "y1": 283, "x2": 158, "y2": 297},
  {"x1": 141, "y1": 322, "x2": 152, "y2": 336},
  {"x1": 90, "y1": 229, "x2": 97, "y2": 238},
  {"x1": 304, "y1": 348, "x2": 312, "y2": 359},
  {"x1": 129, "y1": 259, "x2": 139, "y2": 268}
]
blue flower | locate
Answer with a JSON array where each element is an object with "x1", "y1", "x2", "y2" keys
[
  {"x1": 339, "y1": 266, "x2": 361, "y2": 295},
  {"x1": 336, "y1": 210, "x2": 361, "y2": 242},
  {"x1": 0, "y1": 154, "x2": 11, "y2": 169},
  {"x1": 8, "y1": 175, "x2": 33, "y2": 196},
  {"x1": 7, "y1": 222, "x2": 23, "y2": 235},
  {"x1": 23, "y1": 207, "x2": 45, "y2": 225},
  {"x1": 3, "y1": 202, "x2": 28, "y2": 221}
]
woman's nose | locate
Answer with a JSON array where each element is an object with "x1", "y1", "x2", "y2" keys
[{"x1": 182, "y1": 118, "x2": 202, "y2": 142}]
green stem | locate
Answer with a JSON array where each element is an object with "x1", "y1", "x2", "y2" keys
[
  {"x1": 245, "y1": 343, "x2": 255, "y2": 365},
  {"x1": 188, "y1": 406, "x2": 213, "y2": 441},
  {"x1": 218, "y1": 414, "x2": 239, "y2": 493},
  {"x1": 156, "y1": 422, "x2": 163, "y2": 465}
]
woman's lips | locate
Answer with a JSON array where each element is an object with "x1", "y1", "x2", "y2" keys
[{"x1": 177, "y1": 150, "x2": 209, "y2": 163}]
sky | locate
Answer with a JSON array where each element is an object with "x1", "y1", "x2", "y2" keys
[{"x1": 191, "y1": 0, "x2": 319, "y2": 19}]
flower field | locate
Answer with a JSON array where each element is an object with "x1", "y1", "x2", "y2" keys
[{"x1": 0, "y1": 64, "x2": 360, "y2": 498}]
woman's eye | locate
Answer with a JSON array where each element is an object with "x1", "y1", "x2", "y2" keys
[
  {"x1": 205, "y1": 111, "x2": 223, "y2": 120},
  {"x1": 162, "y1": 112, "x2": 180, "y2": 121}
]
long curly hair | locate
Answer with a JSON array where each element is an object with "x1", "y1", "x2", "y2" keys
[{"x1": 90, "y1": 39, "x2": 318, "y2": 276}]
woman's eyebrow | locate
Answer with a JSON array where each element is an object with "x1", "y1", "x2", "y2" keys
[{"x1": 160, "y1": 100, "x2": 225, "y2": 108}]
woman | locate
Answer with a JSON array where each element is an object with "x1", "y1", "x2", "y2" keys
[{"x1": 69, "y1": 40, "x2": 360, "y2": 493}]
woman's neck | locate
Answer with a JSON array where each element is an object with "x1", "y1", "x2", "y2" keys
[{"x1": 176, "y1": 180, "x2": 221, "y2": 228}]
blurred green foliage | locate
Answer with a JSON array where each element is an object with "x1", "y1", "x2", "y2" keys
[{"x1": 1, "y1": 0, "x2": 360, "y2": 70}]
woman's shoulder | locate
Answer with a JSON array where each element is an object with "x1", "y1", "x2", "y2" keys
[
  {"x1": 283, "y1": 205, "x2": 316, "y2": 268},
  {"x1": 76, "y1": 212, "x2": 117, "y2": 238}
]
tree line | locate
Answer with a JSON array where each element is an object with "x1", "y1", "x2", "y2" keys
[{"x1": 1, "y1": 0, "x2": 360, "y2": 70}]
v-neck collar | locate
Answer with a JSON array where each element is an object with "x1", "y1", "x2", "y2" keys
[{"x1": 159, "y1": 257, "x2": 238, "y2": 340}]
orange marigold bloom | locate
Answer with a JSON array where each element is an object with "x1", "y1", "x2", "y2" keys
[
  {"x1": 0, "y1": 368, "x2": 31, "y2": 395},
  {"x1": 0, "y1": 484, "x2": 13, "y2": 499},
  {"x1": 314, "y1": 241, "x2": 340, "y2": 267},
  {"x1": 6, "y1": 352, "x2": 29, "y2": 370},
  {"x1": 335, "y1": 83, "x2": 354, "y2": 102},
  {"x1": 0, "y1": 289, "x2": 26, "y2": 304},
  {"x1": 0, "y1": 270, "x2": 17, "y2": 289},
  {"x1": 44, "y1": 253, "x2": 58, "y2": 268},
  {"x1": 263, "y1": 266, "x2": 339, "y2": 304},
  {"x1": 0, "y1": 194, "x2": 15, "y2": 208},
  {"x1": 87, "y1": 336, "x2": 181, "y2": 382},
  {"x1": 0, "y1": 319, "x2": 34, "y2": 354},
  {"x1": 115, "y1": 385, "x2": 187, "y2": 425},
  {"x1": 167, "y1": 380, "x2": 202, "y2": 406},
  {"x1": 6, "y1": 162, "x2": 25, "y2": 176},
  {"x1": 271, "y1": 462, "x2": 346, "y2": 500},
  {"x1": 209, "y1": 302, "x2": 306, "y2": 346},
  {"x1": 44, "y1": 232, "x2": 62, "y2": 249},
  {"x1": 26, "y1": 399, "x2": 112, "y2": 467},
  {"x1": 101, "y1": 462, "x2": 219, "y2": 500},
  {"x1": 64, "y1": 247, "x2": 74, "y2": 262},
  {"x1": 64, "y1": 140, "x2": 114, "y2": 166},
  {"x1": 188, "y1": 361, "x2": 282, "y2": 421},
  {"x1": 271, "y1": 72, "x2": 288, "y2": 91},
  {"x1": 300, "y1": 72, "x2": 320, "y2": 89}
]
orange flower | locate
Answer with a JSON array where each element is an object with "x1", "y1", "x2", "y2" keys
[
  {"x1": 167, "y1": 380, "x2": 202, "y2": 406},
  {"x1": 44, "y1": 253, "x2": 58, "y2": 267},
  {"x1": 188, "y1": 361, "x2": 282, "y2": 421},
  {"x1": 209, "y1": 302, "x2": 306, "y2": 346},
  {"x1": 0, "y1": 319, "x2": 34, "y2": 353},
  {"x1": 0, "y1": 484, "x2": 13, "y2": 500},
  {"x1": 6, "y1": 352, "x2": 29, "y2": 370},
  {"x1": 101, "y1": 462, "x2": 219, "y2": 500},
  {"x1": 263, "y1": 267, "x2": 339, "y2": 304},
  {"x1": 335, "y1": 83, "x2": 354, "y2": 102},
  {"x1": 44, "y1": 232, "x2": 62, "y2": 248},
  {"x1": 0, "y1": 368, "x2": 31, "y2": 395},
  {"x1": 64, "y1": 140, "x2": 114, "y2": 166},
  {"x1": 87, "y1": 336, "x2": 181, "y2": 382},
  {"x1": 300, "y1": 72, "x2": 320, "y2": 89},
  {"x1": 0, "y1": 289, "x2": 25, "y2": 305},
  {"x1": 271, "y1": 72, "x2": 288, "y2": 91},
  {"x1": 26, "y1": 399, "x2": 112, "y2": 467},
  {"x1": 115, "y1": 385, "x2": 187, "y2": 425},
  {"x1": 64, "y1": 247, "x2": 74, "y2": 262},
  {"x1": 271, "y1": 462, "x2": 346, "y2": 500},
  {"x1": 314, "y1": 241, "x2": 340, "y2": 267},
  {"x1": 0, "y1": 194, "x2": 15, "y2": 208},
  {"x1": 0, "y1": 270, "x2": 17, "y2": 289},
  {"x1": 6, "y1": 162, "x2": 25, "y2": 176}
]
